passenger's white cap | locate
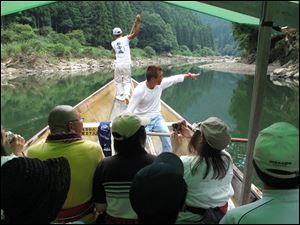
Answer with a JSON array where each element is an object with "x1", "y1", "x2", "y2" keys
[{"x1": 113, "y1": 27, "x2": 122, "y2": 36}]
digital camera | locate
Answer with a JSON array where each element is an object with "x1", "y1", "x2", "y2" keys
[{"x1": 172, "y1": 123, "x2": 181, "y2": 131}]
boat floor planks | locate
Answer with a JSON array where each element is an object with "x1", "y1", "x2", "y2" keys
[{"x1": 109, "y1": 99, "x2": 128, "y2": 121}]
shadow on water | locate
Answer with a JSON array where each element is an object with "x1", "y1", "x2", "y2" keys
[{"x1": 1, "y1": 63, "x2": 298, "y2": 189}]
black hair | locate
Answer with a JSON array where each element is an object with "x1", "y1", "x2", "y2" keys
[
  {"x1": 188, "y1": 131, "x2": 231, "y2": 179},
  {"x1": 113, "y1": 126, "x2": 147, "y2": 155},
  {"x1": 253, "y1": 160, "x2": 299, "y2": 189}
]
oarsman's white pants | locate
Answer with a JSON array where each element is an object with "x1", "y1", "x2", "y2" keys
[{"x1": 114, "y1": 63, "x2": 131, "y2": 100}]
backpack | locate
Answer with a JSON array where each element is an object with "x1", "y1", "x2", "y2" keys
[
  {"x1": 199, "y1": 207, "x2": 225, "y2": 224},
  {"x1": 185, "y1": 205, "x2": 226, "y2": 224},
  {"x1": 98, "y1": 122, "x2": 112, "y2": 157}
]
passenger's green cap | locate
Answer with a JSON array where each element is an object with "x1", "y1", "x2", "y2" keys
[
  {"x1": 254, "y1": 122, "x2": 299, "y2": 179},
  {"x1": 112, "y1": 112, "x2": 150, "y2": 140}
]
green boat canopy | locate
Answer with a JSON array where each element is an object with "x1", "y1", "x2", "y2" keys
[
  {"x1": 1, "y1": 1, "x2": 56, "y2": 16},
  {"x1": 165, "y1": 1, "x2": 259, "y2": 26},
  {"x1": 165, "y1": 1, "x2": 299, "y2": 29}
]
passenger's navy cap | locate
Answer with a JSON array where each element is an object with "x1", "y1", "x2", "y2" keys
[{"x1": 130, "y1": 152, "x2": 187, "y2": 216}]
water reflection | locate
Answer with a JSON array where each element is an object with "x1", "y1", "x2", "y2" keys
[{"x1": 1, "y1": 71, "x2": 113, "y2": 139}]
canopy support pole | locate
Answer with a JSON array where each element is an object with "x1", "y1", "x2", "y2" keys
[{"x1": 240, "y1": 1, "x2": 273, "y2": 205}]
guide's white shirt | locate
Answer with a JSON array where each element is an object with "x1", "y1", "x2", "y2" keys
[
  {"x1": 127, "y1": 75, "x2": 185, "y2": 119},
  {"x1": 111, "y1": 35, "x2": 131, "y2": 64}
]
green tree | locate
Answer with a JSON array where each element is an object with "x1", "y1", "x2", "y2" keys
[
  {"x1": 66, "y1": 30, "x2": 86, "y2": 45},
  {"x1": 144, "y1": 46, "x2": 156, "y2": 56},
  {"x1": 137, "y1": 12, "x2": 178, "y2": 52},
  {"x1": 88, "y1": 2, "x2": 111, "y2": 47},
  {"x1": 233, "y1": 23, "x2": 258, "y2": 54}
]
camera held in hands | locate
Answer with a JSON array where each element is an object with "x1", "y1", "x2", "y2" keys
[
  {"x1": 172, "y1": 123, "x2": 181, "y2": 131},
  {"x1": 5, "y1": 131, "x2": 15, "y2": 144}
]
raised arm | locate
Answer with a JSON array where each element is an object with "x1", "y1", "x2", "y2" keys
[{"x1": 128, "y1": 15, "x2": 141, "y2": 40}]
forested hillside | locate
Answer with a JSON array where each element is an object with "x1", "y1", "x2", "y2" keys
[
  {"x1": 232, "y1": 23, "x2": 299, "y2": 65},
  {"x1": 200, "y1": 14, "x2": 240, "y2": 56},
  {"x1": 1, "y1": 1, "x2": 223, "y2": 56},
  {"x1": 2, "y1": 0, "x2": 297, "y2": 67}
]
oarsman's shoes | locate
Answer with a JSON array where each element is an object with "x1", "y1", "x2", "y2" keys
[{"x1": 116, "y1": 94, "x2": 125, "y2": 101}]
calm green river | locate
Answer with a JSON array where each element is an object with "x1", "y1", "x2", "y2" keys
[{"x1": 1, "y1": 63, "x2": 299, "y2": 187}]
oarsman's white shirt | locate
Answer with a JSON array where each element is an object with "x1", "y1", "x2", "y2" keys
[
  {"x1": 127, "y1": 75, "x2": 185, "y2": 119},
  {"x1": 111, "y1": 36, "x2": 131, "y2": 64}
]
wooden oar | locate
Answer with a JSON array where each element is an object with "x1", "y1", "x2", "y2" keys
[{"x1": 129, "y1": 20, "x2": 136, "y2": 35}]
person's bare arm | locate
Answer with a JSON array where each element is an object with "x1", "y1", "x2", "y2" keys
[
  {"x1": 128, "y1": 15, "x2": 140, "y2": 40},
  {"x1": 10, "y1": 134, "x2": 26, "y2": 156},
  {"x1": 184, "y1": 72, "x2": 199, "y2": 80}
]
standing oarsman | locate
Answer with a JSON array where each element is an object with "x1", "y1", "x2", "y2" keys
[{"x1": 111, "y1": 15, "x2": 140, "y2": 104}]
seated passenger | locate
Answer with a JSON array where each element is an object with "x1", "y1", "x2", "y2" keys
[
  {"x1": 172, "y1": 117, "x2": 234, "y2": 224},
  {"x1": 92, "y1": 112, "x2": 156, "y2": 224},
  {"x1": 1, "y1": 156, "x2": 70, "y2": 224},
  {"x1": 130, "y1": 152, "x2": 187, "y2": 224},
  {"x1": 26, "y1": 105, "x2": 105, "y2": 223},
  {"x1": 1, "y1": 125, "x2": 26, "y2": 166},
  {"x1": 220, "y1": 122, "x2": 299, "y2": 224}
]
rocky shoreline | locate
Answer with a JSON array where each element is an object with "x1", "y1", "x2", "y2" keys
[
  {"x1": 0, "y1": 55, "x2": 237, "y2": 85},
  {"x1": 1, "y1": 55, "x2": 298, "y2": 87}
]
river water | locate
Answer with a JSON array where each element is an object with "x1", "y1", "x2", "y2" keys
[{"x1": 1, "y1": 63, "x2": 299, "y2": 186}]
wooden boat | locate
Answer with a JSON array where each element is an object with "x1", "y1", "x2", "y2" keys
[
  {"x1": 5, "y1": 0, "x2": 297, "y2": 208},
  {"x1": 24, "y1": 79, "x2": 262, "y2": 207}
]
